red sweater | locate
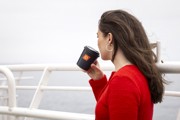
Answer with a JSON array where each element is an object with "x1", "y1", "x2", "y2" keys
[{"x1": 89, "y1": 65, "x2": 153, "y2": 120}]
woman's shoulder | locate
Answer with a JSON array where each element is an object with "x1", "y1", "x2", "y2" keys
[
  {"x1": 109, "y1": 64, "x2": 146, "y2": 87},
  {"x1": 114, "y1": 65, "x2": 141, "y2": 78}
]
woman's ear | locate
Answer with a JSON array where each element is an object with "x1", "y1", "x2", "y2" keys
[{"x1": 107, "y1": 33, "x2": 113, "y2": 44}]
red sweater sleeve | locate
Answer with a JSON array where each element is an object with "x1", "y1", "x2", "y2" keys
[
  {"x1": 108, "y1": 76, "x2": 140, "y2": 120},
  {"x1": 89, "y1": 75, "x2": 108, "y2": 101}
]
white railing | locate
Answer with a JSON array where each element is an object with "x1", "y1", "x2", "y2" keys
[
  {"x1": 0, "y1": 63, "x2": 180, "y2": 120},
  {"x1": 0, "y1": 64, "x2": 96, "y2": 120},
  {"x1": 0, "y1": 42, "x2": 180, "y2": 120}
]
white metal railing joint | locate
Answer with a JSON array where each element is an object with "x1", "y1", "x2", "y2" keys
[{"x1": 0, "y1": 66, "x2": 16, "y2": 108}]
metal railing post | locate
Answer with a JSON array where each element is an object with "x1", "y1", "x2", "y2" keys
[
  {"x1": 156, "y1": 41, "x2": 161, "y2": 63},
  {"x1": 25, "y1": 67, "x2": 51, "y2": 120},
  {"x1": 0, "y1": 67, "x2": 16, "y2": 108},
  {"x1": 177, "y1": 109, "x2": 180, "y2": 120},
  {"x1": 0, "y1": 66, "x2": 17, "y2": 120}
]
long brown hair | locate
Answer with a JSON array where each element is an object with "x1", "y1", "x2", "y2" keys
[{"x1": 99, "y1": 9, "x2": 167, "y2": 103}]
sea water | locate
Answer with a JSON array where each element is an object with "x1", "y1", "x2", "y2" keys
[{"x1": 2, "y1": 71, "x2": 180, "y2": 120}]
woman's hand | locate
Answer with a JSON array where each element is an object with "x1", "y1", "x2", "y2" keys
[{"x1": 86, "y1": 61, "x2": 104, "y2": 80}]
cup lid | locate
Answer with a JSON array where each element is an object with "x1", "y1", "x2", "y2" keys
[{"x1": 85, "y1": 46, "x2": 99, "y2": 56}]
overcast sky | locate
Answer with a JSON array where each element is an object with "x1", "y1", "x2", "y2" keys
[{"x1": 0, "y1": 0, "x2": 180, "y2": 65}]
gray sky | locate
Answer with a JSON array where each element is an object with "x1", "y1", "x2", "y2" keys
[{"x1": 0, "y1": 0, "x2": 180, "y2": 64}]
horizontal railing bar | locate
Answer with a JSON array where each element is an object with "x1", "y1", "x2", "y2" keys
[
  {"x1": 157, "y1": 62, "x2": 180, "y2": 73},
  {"x1": 0, "y1": 76, "x2": 33, "y2": 81},
  {"x1": 0, "y1": 86, "x2": 91, "y2": 91},
  {"x1": 3, "y1": 64, "x2": 80, "y2": 71},
  {"x1": 1, "y1": 62, "x2": 180, "y2": 73},
  {"x1": 0, "y1": 85, "x2": 179, "y2": 97},
  {"x1": 164, "y1": 91, "x2": 180, "y2": 97},
  {"x1": 0, "y1": 95, "x2": 18, "y2": 99},
  {"x1": 0, "y1": 106, "x2": 94, "y2": 120}
]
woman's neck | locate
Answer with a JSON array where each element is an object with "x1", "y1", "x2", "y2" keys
[{"x1": 112, "y1": 50, "x2": 132, "y2": 71}]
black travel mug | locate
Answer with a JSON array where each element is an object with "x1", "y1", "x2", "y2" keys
[{"x1": 77, "y1": 46, "x2": 99, "y2": 71}]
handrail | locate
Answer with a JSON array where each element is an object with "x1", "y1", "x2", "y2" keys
[
  {"x1": 0, "y1": 86, "x2": 180, "y2": 97},
  {"x1": 0, "y1": 66, "x2": 16, "y2": 108},
  {"x1": 2, "y1": 62, "x2": 180, "y2": 73},
  {"x1": 0, "y1": 65, "x2": 95, "y2": 120},
  {"x1": 0, "y1": 106, "x2": 95, "y2": 120},
  {"x1": 0, "y1": 62, "x2": 180, "y2": 120}
]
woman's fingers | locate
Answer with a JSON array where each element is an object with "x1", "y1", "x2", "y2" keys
[
  {"x1": 91, "y1": 64, "x2": 100, "y2": 72},
  {"x1": 84, "y1": 61, "x2": 104, "y2": 80}
]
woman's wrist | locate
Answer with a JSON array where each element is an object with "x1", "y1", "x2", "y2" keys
[{"x1": 93, "y1": 74, "x2": 105, "y2": 80}]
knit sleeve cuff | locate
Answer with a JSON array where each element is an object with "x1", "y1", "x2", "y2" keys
[{"x1": 89, "y1": 75, "x2": 107, "y2": 88}]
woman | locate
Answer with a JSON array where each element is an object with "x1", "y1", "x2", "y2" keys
[{"x1": 86, "y1": 10, "x2": 167, "y2": 120}]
